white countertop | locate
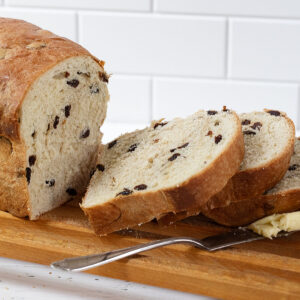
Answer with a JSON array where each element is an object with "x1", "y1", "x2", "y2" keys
[{"x1": 0, "y1": 257, "x2": 210, "y2": 300}]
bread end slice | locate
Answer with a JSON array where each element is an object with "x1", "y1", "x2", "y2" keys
[{"x1": 203, "y1": 137, "x2": 300, "y2": 227}]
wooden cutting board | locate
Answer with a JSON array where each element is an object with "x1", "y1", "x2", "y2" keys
[{"x1": 0, "y1": 202, "x2": 299, "y2": 300}]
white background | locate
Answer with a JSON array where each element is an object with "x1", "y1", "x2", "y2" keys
[{"x1": 0, "y1": 1, "x2": 299, "y2": 298}]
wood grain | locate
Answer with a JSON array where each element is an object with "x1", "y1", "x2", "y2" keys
[{"x1": 0, "y1": 203, "x2": 299, "y2": 299}]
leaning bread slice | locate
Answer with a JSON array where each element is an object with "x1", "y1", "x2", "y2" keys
[
  {"x1": 158, "y1": 109, "x2": 295, "y2": 225},
  {"x1": 207, "y1": 109, "x2": 295, "y2": 208},
  {"x1": 203, "y1": 137, "x2": 300, "y2": 226},
  {"x1": 81, "y1": 109, "x2": 244, "y2": 235}
]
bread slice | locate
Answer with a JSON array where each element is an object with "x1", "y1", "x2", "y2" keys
[
  {"x1": 81, "y1": 109, "x2": 244, "y2": 235},
  {"x1": 0, "y1": 18, "x2": 109, "y2": 219},
  {"x1": 159, "y1": 109, "x2": 295, "y2": 225},
  {"x1": 203, "y1": 137, "x2": 300, "y2": 226}
]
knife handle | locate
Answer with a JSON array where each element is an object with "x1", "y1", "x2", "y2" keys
[{"x1": 51, "y1": 236, "x2": 204, "y2": 272}]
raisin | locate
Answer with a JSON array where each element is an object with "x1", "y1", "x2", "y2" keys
[
  {"x1": 241, "y1": 119, "x2": 251, "y2": 125},
  {"x1": 268, "y1": 110, "x2": 280, "y2": 117},
  {"x1": 206, "y1": 130, "x2": 213, "y2": 137},
  {"x1": 28, "y1": 155, "x2": 36, "y2": 167},
  {"x1": 90, "y1": 84, "x2": 99, "y2": 94},
  {"x1": 171, "y1": 142, "x2": 189, "y2": 152},
  {"x1": 251, "y1": 122, "x2": 262, "y2": 130},
  {"x1": 168, "y1": 153, "x2": 181, "y2": 161},
  {"x1": 108, "y1": 140, "x2": 117, "y2": 149},
  {"x1": 99, "y1": 71, "x2": 109, "y2": 83},
  {"x1": 207, "y1": 110, "x2": 217, "y2": 115},
  {"x1": 45, "y1": 179, "x2": 55, "y2": 187},
  {"x1": 66, "y1": 188, "x2": 77, "y2": 196},
  {"x1": 116, "y1": 188, "x2": 133, "y2": 197},
  {"x1": 288, "y1": 164, "x2": 299, "y2": 171},
  {"x1": 243, "y1": 130, "x2": 256, "y2": 135},
  {"x1": 134, "y1": 184, "x2": 147, "y2": 190},
  {"x1": 128, "y1": 143, "x2": 138, "y2": 152},
  {"x1": 80, "y1": 128, "x2": 90, "y2": 139},
  {"x1": 53, "y1": 116, "x2": 59, "y2": 129},
  {"x1": 222, "y1": 105, "x2": 228, "y2": 112},
  {"x1": 215, "y1": 135, "x2": 222, "y2": 144},
  {"x1": 67, "y1": 79, "x2": 79, "y2": 88},
  {"x1": 26, "y1": 167, "x2": 31, "y2": 184},
  {"x1": 96, "y1": 164, "x2": 105, "y2": 172},
  {"x1": 64, "y1": 105, "x2": 71, "y2": 118},
  {"x1": 31, "y1": 131, "x2": 36, "y2": 138},
  {"x1": 65, "y1": 72, "x2": 70, "y2": 78},
  {"x1": 154, "y1": 122, "x2": 168, "y2": 129},
  {"x1": 178, "y1": 142, "x2": 189, "y2": 149}
]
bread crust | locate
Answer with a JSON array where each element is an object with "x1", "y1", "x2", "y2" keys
[
  {"x1": 0, "y1": 18, "x2": 106, "y2": 217},
  {"x1": 207, "y1": 111, "x2": 295, "y2": 209},
  {"x1": 202, "y1": 188, "x2": 300, "y2": 227},
  {"x1": 159, "y1": 110, "x2": 295, "y2": 226},
  {"x1": 82, "y1": 111, "x2": 245, "y2": 235}
]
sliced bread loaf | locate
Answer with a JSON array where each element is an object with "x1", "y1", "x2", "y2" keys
[
  {"x1": 203, "y1": 137, "x2": 300, "y2": 226},
  {"x1": 0, "y1": 18, "x2": 109, "y2": 219},
  {"x1": 159, "y1": 109, "x2": 295, "y2": 225},
  {"x1": 81, "y1": 109, "x2": 244, "y2": 235},
  {"x1": 208, "y1": 109, "x2": 295, "y2": 208}
]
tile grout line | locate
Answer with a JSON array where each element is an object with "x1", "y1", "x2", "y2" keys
[
  {"x1": 149, "y1": 77, "x2": 154, "y2": 121},
  {"x1": 150, "y1": 0, "x2": 154, "y2": 13},
  {"x1": 224, "y1": 18, "x2": 229, "y2": 78},
  {"x1": 2, "y1": 5, "x2": 300, "y2": 21},
  {"x1": 75, "y1": 11, "x2": 79, "y2": 43}
]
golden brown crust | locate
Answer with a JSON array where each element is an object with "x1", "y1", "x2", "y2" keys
[
  {"x1": 202, "y1": 189, "x2": 300, "y2": 227},
  {"x1": 0, "y1": 18, "x2": 103, "y2": 140},
  {"x1": 158, "y1": 111, "x2": 295, "y2": 226},
  {"x1": 207, "y1": 112, "x2": 295, "y2": 209},
  {"x1": 0, "y1": 18, "x2": 104, "y2": 217},
  {"x1": 0, "y1": 138, "x2": 28, "y2": 216},
  {"x1": 82, "y1": 111, "x2": 245, "y2": 235}
]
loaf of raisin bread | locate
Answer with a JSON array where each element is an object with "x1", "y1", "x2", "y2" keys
[
  {"x1": 81, "y1": 108, "x2": 244, "y2": 235},
  {"x1": 203, "y1": 137, "x2": 300, "y2": 226},
  {"x1": 159, "y1": 109, "x2": 295, "y2": 225},
  {"x1": 0, "y1": 18, "x2": 109, "y2": 219}
]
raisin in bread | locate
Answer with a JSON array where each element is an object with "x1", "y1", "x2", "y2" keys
[
  {"x1": 203, "y1": 137, "x2": 300, "y2": 226},
  {"x1": 81, "y1": 109, "x2": 244, "y2": 235},
  {"x1": 207, "y1": 109, "x2": 295, "y2": 207},
  {"x1": 159, "y1": 109, "x2": 295, "y2": 225},
  {"x1": 0, "y1": 18, "x2": 109, "y2": 219}
]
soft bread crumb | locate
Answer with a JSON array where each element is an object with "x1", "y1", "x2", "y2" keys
[
  {"x1": 84, "y1": 109, "x2": 239, "y2": 207},
  {"x1": 20, "y1": 56, "x2": 108, "y2": 219}
]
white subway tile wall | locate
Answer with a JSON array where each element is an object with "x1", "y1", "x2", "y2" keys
[
  {"x1": 229, "y1": 18, "x2": 300, "y2": 81},
  {"x1": 79, "y1": 13, "x2": 226, "y2": 77},
  {"x1": 153, "y1": 78, "x2": 299, "y2": 123},
  {"x1": 1, "y1": 0, "x2": 300, "y2": 140}
]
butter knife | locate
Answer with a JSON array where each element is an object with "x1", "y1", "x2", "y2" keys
[{"x1": 51, "y1": 228, "x2": 294, "y2": 272}]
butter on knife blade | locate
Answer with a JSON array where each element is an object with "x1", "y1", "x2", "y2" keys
[{"x1": 248, "y1": 211, "x2": 300, "y2": 239}]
